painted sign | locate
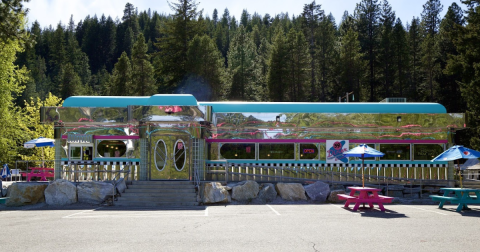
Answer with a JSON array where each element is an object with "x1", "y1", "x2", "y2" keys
[{"x1": 326, "y1": 140, "x2": 349, "y2": 163}]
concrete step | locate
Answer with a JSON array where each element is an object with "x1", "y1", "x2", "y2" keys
[
  {"x1": 114, "y1": 201, "x2": 199, "y2": 207},
  {"x1": 117, "y1": 196, "x2": 196, "y2": 202},
  {"x1": 116, "y1": 181, "x2": 198, "y2": 207},
  {"x1": 131, "y1": 181, "x2": 194, "y2": 185},
  {"x1": 126, "y1": 188, "x2": 195, "y2": 193},
  {"x1": 128, "y1": 184, "x2": 196, "y2": 189}
]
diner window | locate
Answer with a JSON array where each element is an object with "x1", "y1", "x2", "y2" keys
[
  {"x1": 69, "y1": 145, "x2": 93, "y2": 160},
  {"x1": 414, "y1": 144, "x2": 444, "y2": 160},
  {"x1": 299, "y1": 144, "x2": 319, "y2": 160},
  {"x1": 349, "y1": 143, "x2": 376, "y2": 160},
  {"x1": 259, "y1": 143, "x2": 295, "y2": 159},
  {"x1": 380, "y1": 144, "x2": 411, "y2": 160},
  {"x1": 219, "y1": 143, "x2": 256, "y2": 159},
  {"x1": 96, "y1": 140, "x2": 127, "y2": 158},
  {"x1": 208, "y1": 143, "x2": 220, "y2": 160},
  {"x1": 319, "y1": 143, "x2": 326, "y2": 160}
]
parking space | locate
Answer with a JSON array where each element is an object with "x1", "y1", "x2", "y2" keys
[{"x1": 2, "y1": 203, "x2": 480, "y2": 251}]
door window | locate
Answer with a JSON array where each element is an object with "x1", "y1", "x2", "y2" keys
[{"x1": 154, "y1": 140, "x2": 167, "y2": 171}]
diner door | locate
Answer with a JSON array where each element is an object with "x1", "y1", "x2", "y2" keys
[{"x1": 150, "y1": 134, "x2": 190, "y2": 180}]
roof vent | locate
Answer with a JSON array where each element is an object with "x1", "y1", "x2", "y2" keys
[{"x1": 380, "y1": 98, "x2": 407, "y2": 103}]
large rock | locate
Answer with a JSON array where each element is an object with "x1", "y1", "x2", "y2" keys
[
  {"x1": 232, "y1": 180, "x2": 259, "y2": 201},
  {"x1": 203, "y1": 182, "x2": 231, "y2": 204},
  {"x1": 115, "y1": 178, "x2": 127, "y2": 196},
  {"x1": 328, "y1": 189, "x2": 346, "y2": 203},
  {"x1": 304, "y1": 181, "x2": 330, "y2": 202},
  {"x1": 6, "y1": 182, "x2": 48, "y2": 207},
  {"x1": 275, "y1": 183, "x2": 307, "y2": 201},
  {"x1": 77, "y1": 181, "x2": 114, "y2": 204},
  {"x1": 253, "y1": 183, "x2": 277, "y2": 203},
  {"x1": 45, "y1": 179, "x2": 77, "y2": 205}
]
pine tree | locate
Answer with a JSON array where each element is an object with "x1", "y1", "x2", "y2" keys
[
  {"x1": 185, "y1": 35, "x2": 225, "y2": 100},
  {"x1": 420, "y1": 0, "x2": 443, "y2": 101},
  {"x1": 437, "y1": 3, "x2": 464, "y2": 112},
  {"x1": 445, "y1": 0, "x2": 480, "y2": 148},
  {"x1": 285, "y1": 29, "x2": 310, "y2": 101},
  {"x1": 301, "y1": 1, "x2": 324, "y2": 101},
  {"x1": 131, "y1": 33, "x2": 156, "y2": 96},
  {"x1": 355, "y1": 0, "x2": 380, "y2": 101},
  {"x1": 336, "y1": 28, "x2": 366, "y2": 101},
  {"x1": 378, "y1": 0, "x2": 396, "y2": 98},
  {"x1": 58, "y1": 63, "x2": 81, "y2": 99},
  {"x1": 227, "y1": 26, "x2": 259, "y2": 101},
  {"x1": 154, "y1": 0, "x2": 205, "y2": 91},
  {"x1": 408, "y1": 17, "x2": 422, "y2": 101},
  {"x1": 267, "y1": 29, "x2": 288, "y2": 101},
  {"x1": 392, "y1": 18, "x2": 409, "y2": 97},
  {"x1": 109, "y1": 52, "x2": 132, "y2": 96},
  {"x1": 317, "y1": 13, "x2": 337, "y2": 101}
]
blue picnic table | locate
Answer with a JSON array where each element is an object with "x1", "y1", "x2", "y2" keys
[{"x1": 430, "y1": 188, "x2": 480, "y2": 212}]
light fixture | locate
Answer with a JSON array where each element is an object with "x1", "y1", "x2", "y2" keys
[
  {"x1": 106, "y1": 145, "x2": 109, "y2": 147},
  {"x1": 397, "y1": 116, "x2": 402, "y2": 122},
  {"x1": 276, "y1": 116, "x2": 280, "y2": 122},
  {"x1": 235, "y1": 153, "x2": 237, "y2": 156},
  {"x1": 397, "y1": 154, "x2": 401, "y2": 158}
]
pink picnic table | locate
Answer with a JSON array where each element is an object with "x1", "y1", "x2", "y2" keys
[{"x1": 337, "y1": 186, "x2": 393, "y2": 211}]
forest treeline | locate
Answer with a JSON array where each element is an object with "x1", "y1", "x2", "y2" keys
[{"x1": 2, "y1": 0, "x2": 480, "y2": 165}]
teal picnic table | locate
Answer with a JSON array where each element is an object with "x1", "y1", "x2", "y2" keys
[{"x1": 430, "y1": 188, "x2": 480, "y2": 212}]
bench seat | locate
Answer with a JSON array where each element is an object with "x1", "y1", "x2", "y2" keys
[
  {"x1": 337, "y1": 194, "x2": 356, "y2": 200},
  {"x1": 377, "y1": 195, "x2": 394, "y2": 203},
  {"x1": 429, "y1": 195, "x2": 458, "y2": 202}
]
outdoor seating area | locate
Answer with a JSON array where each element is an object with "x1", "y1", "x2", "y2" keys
[
  {"x1": 26, "y1": 167, "x2": 54, "y2": 181},
  {"x1": 337, "y1": 186, "x2": 394, "y2": 211},
  {"x1": 430, "y1": 188, "x2": 480, "y2": 212}
]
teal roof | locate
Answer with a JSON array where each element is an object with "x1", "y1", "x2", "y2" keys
[
  {"x1": 62, "y1": 94, "x2": 447, "y2": 113},
  {"x1": 63, "y1": 94, "x2": 198, "y2": 107},
  {"x1": 197, "y1": 102, "x2": 447, "y2": 113}
]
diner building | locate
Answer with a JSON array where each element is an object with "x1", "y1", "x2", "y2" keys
[{"x1": 40, "y1": 94, "x2": 466, "y2": 187}]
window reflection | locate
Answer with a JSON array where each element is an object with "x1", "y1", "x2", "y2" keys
[
  {"x1": 259, "y1": 144, "x2": 295, "y2": 159},
  {"x1": 299, "y1": 144, "x2": 318, "y2": 160},
  {"x1": 380, "y1": 144, "x2": 410, "y2": 160},
  {"x1": 220, "y1": 143, "x2": 256, "y2": 159},
  {"x1": 414, "y1": 144, "x2": 444, "y2": 160},
  {"x1": 97, "y1": 140, "x2": 127, "y2": 158}
]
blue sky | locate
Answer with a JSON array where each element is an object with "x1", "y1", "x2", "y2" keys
[{"x1": 24, "y1": 0, "x2": 465, "y2": 28}]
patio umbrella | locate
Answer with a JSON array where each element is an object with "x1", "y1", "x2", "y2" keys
[
  {"x1": 24, "y1": 137, "x2": 55, "y2": 168},
  {"x1": 431, "y1": 145, "x2": 480, "y2": 188},
  {"x1": 343, "y1": 144, "x2": 385, "y2": 187},
  {"x1": 1, "y1": 164, "x2": 11, "y2": 180}
]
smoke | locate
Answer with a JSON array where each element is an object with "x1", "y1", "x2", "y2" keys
[{"x1": 175, "y1": 74, "x2": 213, "y2": 101}]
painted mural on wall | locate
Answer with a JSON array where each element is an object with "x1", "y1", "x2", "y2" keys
[{"x1": 326, "y1": 140, "x2": 349, "y2": 163}]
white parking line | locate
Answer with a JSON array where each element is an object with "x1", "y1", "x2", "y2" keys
[
  {"x1": 63, "y1": 207, "x2": 103, "y2": 218},
  {"x1": 266, "y1": 204, "x2": 281, "y2": 215},
  {"x1": 402, "y1": 205, "x2": 448, "y2": 215}
]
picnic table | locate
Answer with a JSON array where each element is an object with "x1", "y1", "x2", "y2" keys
[
  {"x1": 430, "y1": 188, "x2": 480, "y2": 212},
  {"x1": 337, "y1": 186, "x2": 393, "y2": 211},
  {"x1": 26, "y1": 167, "x2": 54, "y2": 181}
]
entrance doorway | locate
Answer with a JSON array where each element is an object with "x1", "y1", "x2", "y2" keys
[{"x1": 150, "y1": 134, "x2": 190, "y2": 180}]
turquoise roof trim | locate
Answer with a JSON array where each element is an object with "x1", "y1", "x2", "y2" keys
[
  {"x1": 198, "y1": 102, "x2": 447, "y2": 113},
  {"x1": 63, "y1": 94, "x2": 198, "y2": 107}
]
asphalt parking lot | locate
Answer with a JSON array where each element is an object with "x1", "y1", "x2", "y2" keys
[{"x1": 2, "y1": 203, "x2": 480, "y2": 252}]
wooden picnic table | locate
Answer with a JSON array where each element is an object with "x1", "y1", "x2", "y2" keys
[
  {"x1": 26, "y1": 167, "x2": 54, "y2": 181},
  {"x1": 337, "y1": 187, "x2": 393, "y2": 211},
  {"x1": 430, "y1": 188, "x2": 480, "y2": 212}
]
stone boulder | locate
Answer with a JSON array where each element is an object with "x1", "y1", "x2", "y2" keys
[
  {"x1": 275, "y1": 183, "x2": 307, "y2": 201},
  {"x1": 44, "y1": 179, "x2": 77, "y2": 205},
  {"x1": 203, "y1": 182, "x2": 231, "y2": 204},
  {"x1": 77, "y1": 181, "x2": 114, "y2": 204},
  {"x1": 6, "y1": 182, "x2": 48, "y2": 207},
  {"x1": 115, "y1": 178, "x2": 127, "y2": 196},
  {"x1": 304, "y1": 181, "x2": 330, "y2": 202},
  {"x1": 328, "y1": 189, "x2": 346, "y2": 203},
  {"x1": 232, "y1": 180, "x2": 259, "y2": 201},
  {"x1": 253, "y1": 183, "x2": 277, "y2": 203}
]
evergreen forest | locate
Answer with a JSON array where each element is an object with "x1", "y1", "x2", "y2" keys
[{"x1": 2, "y1": 0, "x2": 480, "y2": 165}]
